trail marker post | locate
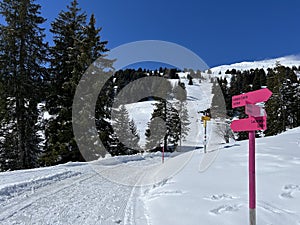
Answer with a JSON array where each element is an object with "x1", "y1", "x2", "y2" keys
[
  {"x1": 230, "y1": 88, "x2": 272, "y2": 225},
  {"x1": 162, "y1": 145, "x2": 164, "y2": 164},
  {"x1": 201, "y1": 116, "x2": 211, "y2": 153}
]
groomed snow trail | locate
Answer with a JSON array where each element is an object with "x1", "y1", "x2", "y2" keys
[{"x1": 0, "y1": 163, "x2": 140, "y2": 225}]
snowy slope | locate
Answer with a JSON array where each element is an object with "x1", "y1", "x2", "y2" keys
[
  {"x1": 141, "y1": 127, "x2": 300, "y2": 225},
  {"x1": 211, "y1": 55, "x2": 300, "y2": 78},
  {"x1": 126, "y1": 73, "x2": 213, "y2": 150}
]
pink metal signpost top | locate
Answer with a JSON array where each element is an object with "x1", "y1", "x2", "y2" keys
[
  {"x1": 232, "y1": 88, "x2": 272, "y2": 108},
  {"x1": 230, "y1": 116, "x2": 267, "y2": 132}
]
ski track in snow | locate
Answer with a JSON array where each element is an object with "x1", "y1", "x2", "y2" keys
[{"x1": 0, "y1": 161, "x2": 157, "y2": 225}]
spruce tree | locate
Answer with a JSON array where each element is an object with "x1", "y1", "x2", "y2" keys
[
  {"x1": 145, "y1": 109, "x2": 166, "y2": 151},
  {"x1": 42, "y1": 0, "x2": 108, "y2": 165},
  {"x1": 252, "y1": 69, "x2": 267, "y2": 90},
  {"x1": 252, "y1": 70, "x2": 260, "y2": 90},
  {"x1": 145, "y1": 101, "x2": 181, "y2": 152},
  {"x1": 129, "y1": 118, "x2": 140, "y2": 151},
  {"x1": 0, "y1": 0, "x2": 48, "y2": 170},
  {"x1": 111, "y1": 105, "x2": 140, "y2": 155}
]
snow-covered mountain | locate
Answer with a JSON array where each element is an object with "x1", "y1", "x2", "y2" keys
[{"x1": 211, "y1": 55, "x2": 300, "y2": 77}]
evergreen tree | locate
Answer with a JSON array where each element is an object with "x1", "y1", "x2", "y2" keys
[
  {"x1": 211, "y1": 78, "x2": 228, "y2": 118},
  {"x1": 145, "y1": 117, "x2": 165, "y2": 151},
  {"x1": 188, "y1": 76, "x2": 193, "y2": 85},
  {"x1": 145, "y1": 101, "x2": 181, "y2": 152},
  {"x1": 0, "y1": 0, "x2": 48, "y2": 170},
  {"x1": 259, "y1": 69, "x2": 267, "y2": 87},
  {"x1": 168, "y1": 68, "x2": 179, "y2": 79},
  {"x1": 0, "y1": 81, "x2": 4, "y2": 113},
  {"x1": 111, "y1": 105, "x2": 140, "y2": 155},
  {"x1": 252, "y1": 69, "x2": 267, "y2": 90},
  {"x1": 177, "y1": 101, "x2": 190, "y2": 151},
  {"x1": 129, "y1": 118, "x2": 140, "y2": 150},
  {"x1": 264, "y1": 66, "x2": 300, "y2": 135},
  {"x1": 42, "y1": 0, "x2": 108, "y2": 165}
]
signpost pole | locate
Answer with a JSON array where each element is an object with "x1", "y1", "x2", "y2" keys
[
  {"x1": 162, "y1": 145, "x2": 164, "y2": 164},
  {"x1": 201, "y1": 115, "x2": 210, "y2": 154},
  {"x1": 204, "y1": 120, "x2": 207, "y2": 153},
  {"x1": 249, "y1": 130, "x2": 256, "y2": 225}
]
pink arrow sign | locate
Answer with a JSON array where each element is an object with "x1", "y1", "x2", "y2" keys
[
  {"x1": 230, "y1": 116, "x2": 267, "y2": 132},
  {"x1": 232, "y1": 88, "x2": 272, "y2": 108},
  {"x1": 245, "y1": 104, "x2": 266, "y2": 117}
]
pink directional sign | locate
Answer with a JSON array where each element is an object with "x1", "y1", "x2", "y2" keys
[
  {"x1": 245, "y1": 104, "x2": 266, "y2": 117},
  {"x1": 232, "y1": 88, "x2": 272, "y2": 108},
  {"x1": 230, "y1": 116, "x2": 267, "y2": 132}
]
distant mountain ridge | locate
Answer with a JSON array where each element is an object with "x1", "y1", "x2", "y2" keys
[{"x1": 211, "y1": 55, "x2": 300, "y2": 75}]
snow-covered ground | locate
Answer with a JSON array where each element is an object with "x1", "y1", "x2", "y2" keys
[
  {"x1": 1, "y1": 72, "x2": 300, "y2": 225},
  {"x1": 142, "y1": 127, "x2": 300, "y2": 225},
  {"x1": 211, "y1": 55, "x2": 300, "y2": 78}
]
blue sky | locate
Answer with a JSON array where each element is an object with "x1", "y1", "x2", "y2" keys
[{"x1": 2, "y1": 0, "x2": 300, "y2": 68}]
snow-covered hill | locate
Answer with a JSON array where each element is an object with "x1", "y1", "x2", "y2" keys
[
  {"x1": 211, "y1": 55, "x2": 300, "y2": 78},
  {"x1": 143, "y1": 127, "x2": 300, "y2": 225}
]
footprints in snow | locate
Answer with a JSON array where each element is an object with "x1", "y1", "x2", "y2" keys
[
  {"x1": 205, "y1": 193, "x2": 241, "y2": 215},
  {"x1": 208, "y1": 183, "x2": 300, "y2": 216},
  {"x1": 204, "y1": 193, "x2": 237, "y2": 201},
  {"x1": 281, "y1": 184, "x2": 300, "y2": 199},
  {"x1": 210, "y1": 204, "x2": 242, "y2": 215}
]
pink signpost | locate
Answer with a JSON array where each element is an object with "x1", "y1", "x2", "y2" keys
[
  {"x1": 232, "y1": 88, "x2": 272, "y2": 108},
  {"x1": 162, "y1": 146, "x2": 164, "y2": 164},
  {"x1": 230, "y1": 88, "x2": 272, "y2": 225},
  {"x1": 231, "y1": 116, "x2": 267, "y2": 132}
]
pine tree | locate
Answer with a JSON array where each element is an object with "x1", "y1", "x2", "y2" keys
[
  {"x1": 129, "y1": 118, "x2": 140, "y2": 151},
  {"x1": 110, "y1": 105, "x2": 140, "y2": 155},
  {"x1": 0, "y1": 0, "x2": 48, "y2": 170},
  {"x1": 0, "y1": 81, "x2": 4, "y2": 112},
  {"x1": 176, "y1": 101, "x2": 190, "y2": 151},
  {"x1": 252, "y1": 69, "x2": 267, "y2": 90},
  {"x1": 251, "y1": 69, "x2": 260, "y2": 90},
  {"x1": 145, "y1": 110, "x2": 166, "y2": 151},
  {"x1": 188, "y1": 76, "x2": 193, "y2": 85},
  {"x1": 42, "y1": 0, "x2": 108, "y2": 165},
  {"x1": 145, "y1": 101, "x2": 181, "y2": 152},
  {"x1": 211, "y1": 78, "x2": 227, "y2": 118},
  {"x1": 259, "y1": 69, "x2": 267, "y2": 87}
]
